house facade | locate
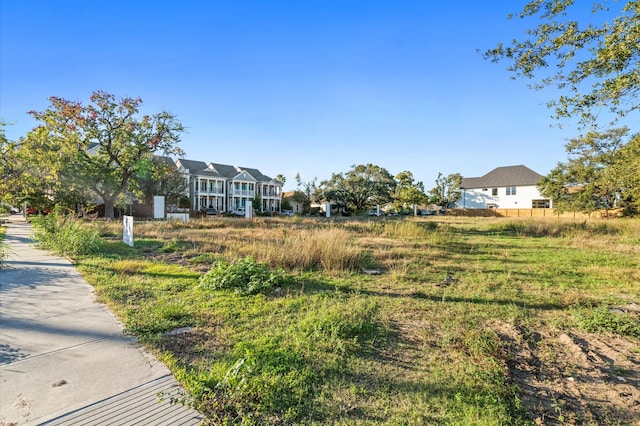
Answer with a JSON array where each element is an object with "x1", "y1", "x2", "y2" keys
[
  {"x1": 456, "y1": 165, "x2": 552, "y2": 209},
  {"x1": 176, "y1": 159, "x2": 282, "y2": 213},
  {"x1": 282, "y1": 191, "x2": 305, "y2": 214},
  {"x1": 235, "y1": 166, "x2": 282, "y2": 213}
]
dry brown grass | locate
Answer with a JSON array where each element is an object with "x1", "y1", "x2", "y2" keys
[{"x1": 101, "y1": 217, "x2": 368, "y2": 272}]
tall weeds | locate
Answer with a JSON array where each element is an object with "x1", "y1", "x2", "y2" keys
[
  {"x1": 0, "y1": 226, "x2": 7, "y2": 267},
  {"x1": 31, "y1": 209, "x2": 103, "y2": 256},
  {"x1": 249, "y1": 227, "x2": 367, "y2": 271},
  {"x1": 487, "y1": 218, "x2": 628, "y2": 238}
]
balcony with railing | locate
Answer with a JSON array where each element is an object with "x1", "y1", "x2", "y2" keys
[
  {"x1": 260, "y1": 185, "x2": 282, "y2": 198},
  {"x1": 229, "y1": 189, "x2": 255, "y2": 197},
  {"x1": 195, "y1": 179, "x2": 225, "y2": 195}
]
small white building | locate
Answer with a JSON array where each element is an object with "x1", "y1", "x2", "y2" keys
[{"x1": 457, "y1": 165, "x2": 552, "y2": 209}]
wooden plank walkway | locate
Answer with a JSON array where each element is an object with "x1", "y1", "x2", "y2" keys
[{"x1": 39, "y1": 375, "x2": 204, "y2": 425}]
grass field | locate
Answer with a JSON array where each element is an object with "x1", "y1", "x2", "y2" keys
[{"x1": 67, "y1": 215, "x2": 639, "y2": 425}]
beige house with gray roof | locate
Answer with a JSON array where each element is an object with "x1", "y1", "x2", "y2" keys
[{"x1": 457, "y1": 165, "x2": 552, "y2": 209}]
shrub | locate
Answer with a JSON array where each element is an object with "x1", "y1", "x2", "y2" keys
[
  {"x1": 0, "y1": 227, "x2": 7, "y2": 268},
  {"x1": 200, "y1": 348, "x2": 317, "y2": 424},
  {"x1": 31, "y1": 209, "x2": 103, "y2": 256},
  {"x1": 199, "y1": 257, "x2": 287, "y2": 295},
  {"x1": 177, "y1": 195, "x2": 191, "y2": 209}
]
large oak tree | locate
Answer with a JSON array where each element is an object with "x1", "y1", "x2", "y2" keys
[
  {"x1": 25, "y1": 91, "x2": 184, "y2": 218},
  {"x1": 319, "y1": 164, "x2": 396, "y2": 213}
]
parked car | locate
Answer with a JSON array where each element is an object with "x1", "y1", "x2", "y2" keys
[
  {"x1": 26, "y1": 207, "x2": 51, "y2": 215},
  {"x1": 1, "y1": 202, "x2": 19, "y2": 214},
  {"x1": 204, "y1": 208, "x2": 217, "y2": 216},
  {"x1": 367, "y1": 209, "x2": 381, "y2": 216},
  {"x1": 282, "y1": 210, "x2": 294, "y2": 216},
  {"x1": 232, "y1": 208, "x2": 246, "y2": 217}
]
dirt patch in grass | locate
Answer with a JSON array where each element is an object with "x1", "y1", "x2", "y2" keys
[
  {"x1": 494, "y1": 321, "x2": 640, "y2": 424},
  {"x1": 160, "y1": 326, "x2": 227, "y2": 368}
]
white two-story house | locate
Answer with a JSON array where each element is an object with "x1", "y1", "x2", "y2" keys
[
  {"x1": 237, "y1": 167, "x2": 282, "y2": 213},
  {"x1": 457, "y1": 165, "x2": 552, "y2": 209},
  {"x1": 176, "y1": 159, "x2": 228, "y2": 212},
  {"x1": 176, "y1": 159, "x2": 282, "y2": 213}
]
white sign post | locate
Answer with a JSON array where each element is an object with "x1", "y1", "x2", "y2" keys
[
  {"x1": 325, "y1": 203, "x2": 331, "y2": 218},
  {"x1": 153, "y1": 195, "x2": 165, "y2": 219},
  {"x1": 245, "y1": 204, "x2": 253, "y2": 219},
  {"x1": 123, "y1": 215, "x2": 134, "y2": 247}
]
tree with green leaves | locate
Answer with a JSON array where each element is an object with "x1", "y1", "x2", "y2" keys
[
  {"x1": 393, "y1": 171, "x2": 428, "y2": 213},
  {"x1": 318, "y1": 164, "x2": 396, "y2": 213},
  {"x1": 485, "y1": 0, "x2": 639, "y2": 213},
  {"x1": 130, "y1": 156, "x2": 188, "y2": 207},
  {"x1": 1, "y1": 124, "x2": 62, "y2": 212},
  {"x1": 608, "y1": 133, "x2": 640, "y2": 212},
  {"x1": 252, "y1": 194, "x2": 262, "y2": 213},
  {"x1": 275, "y1": 174, "x2": 286, "y2": 186},
  {"x1": 317, "y1": 173, "x2": 349, "y2": 213},
  {"x1": 25, "y1": 91, "x2": 184, "y2": 218},
  {"x1": 294, "y1": 173, "x2": 318, "y2": 213},
  {"x1": 0, "y1": 124, "x2": 22, "y2": 205},
  {"x1": 538, "y1": 128, "x2": 629, "y2": 213},
  {"x1": 429, "y1": 172, "x2": 462, "y2": 208},
  {"x1": 484, "y1": 0, "x2": 638, "y2": 128}
]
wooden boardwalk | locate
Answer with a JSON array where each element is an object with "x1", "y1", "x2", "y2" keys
[{"x1": 40, "y1": 375, "x2": 204, "y2": 425}]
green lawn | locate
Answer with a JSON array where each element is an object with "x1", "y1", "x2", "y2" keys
[{"x1": 70, "y1": 216, "x2": 639, "y2": 425}]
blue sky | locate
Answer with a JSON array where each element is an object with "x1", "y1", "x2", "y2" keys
[{"x1": 1, "y1": 1, "x2": 582, "y2": 190}]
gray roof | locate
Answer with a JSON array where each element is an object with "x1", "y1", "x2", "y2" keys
[
  {"x1": 237, "y1": 166, "x2": 272, "y2": 182},
  {"x1": 209, "y1": 163, "x2": 240, "y2": 178},
  {"x1": 176, "y1": 159, "x2": 278, "y2": 182},
  {"x1": 177, "y1": 159, "x2": 223, "y2": 177},
  {"x1": 461, "y1": 165, "x2": 543, "y2": 189}
]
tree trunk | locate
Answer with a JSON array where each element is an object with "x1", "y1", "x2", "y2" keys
[{"x1": 104, "y1": 197, "x2": 116, "y2": 219}]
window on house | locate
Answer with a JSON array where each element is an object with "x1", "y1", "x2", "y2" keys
[
  {"x1": 491, "y1": 188, "x2": 498, "y2": 196},
  {"x1": 532, "y1": 199, "x2": 550, "y2": 208},
  {"x1": 506, "y1": 186, "x2": 516, "y2": 196}
]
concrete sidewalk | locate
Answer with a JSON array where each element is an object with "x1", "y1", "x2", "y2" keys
[{"x1": 0, "y1": 216, "x2": 204, "y2": 425}]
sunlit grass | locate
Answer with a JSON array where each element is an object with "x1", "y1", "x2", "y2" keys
[{"x1": 74, "y1": 215, "x2": 640, "y2": 424}]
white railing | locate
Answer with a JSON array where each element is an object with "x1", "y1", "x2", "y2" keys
[{"x1": 230, "y1": 190, "x2": 254, "y2": 196}]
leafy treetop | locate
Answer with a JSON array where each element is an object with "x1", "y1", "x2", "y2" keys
[{"x1": 484, "y1": 0, "x2": 639, "y2": 129}]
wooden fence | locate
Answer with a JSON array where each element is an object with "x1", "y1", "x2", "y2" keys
[{"x1": 447, "y1": 208, "x2": 623, "y2": 219}]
